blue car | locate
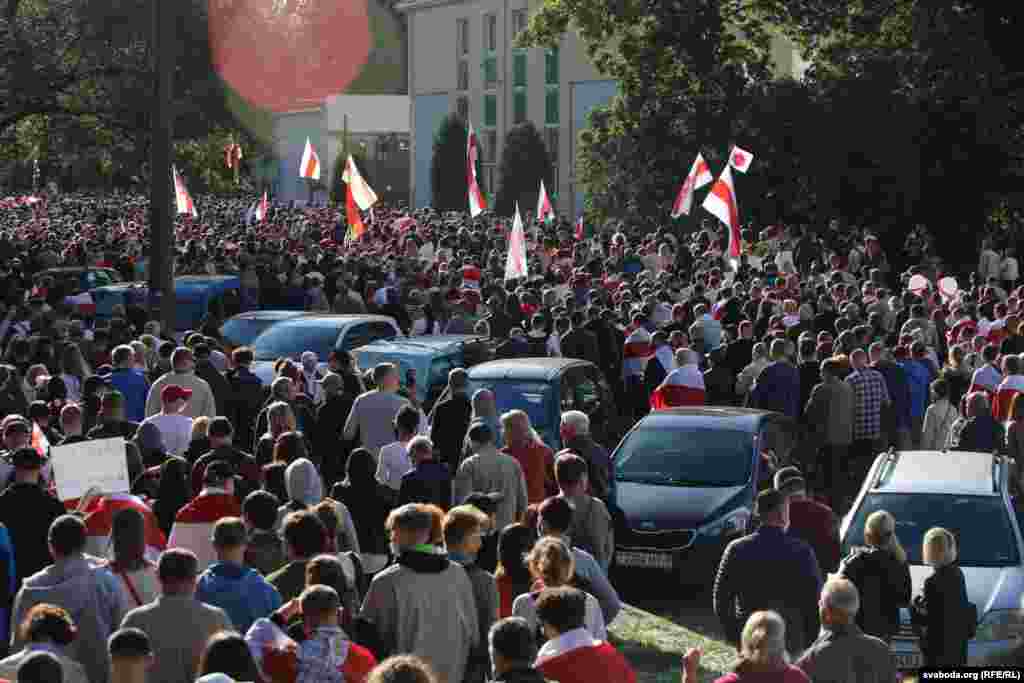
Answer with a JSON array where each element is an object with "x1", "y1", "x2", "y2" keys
[
  {"x1": 609, "y1": 407, "x2": 797, "y2": 578},
  {"x1": 466, "y1": 358, "x2": 622, "y2": 451},
  {"x1": 353, "y1": 335, "x2": 489, "y2": 410},
  {"x1": 91, "y1": 275, "x2": 241, "y2": 331}
]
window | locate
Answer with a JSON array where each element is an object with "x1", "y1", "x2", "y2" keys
[
  {"x1": 458, "y1": 60, "x2": 469, "y2": 90},
  {"x1": 456, "y1": 95, "x2": 469, "y2": 123},
  {"x1": 545, "y1": 47, "x2": 559, "y2": 85},
  {"x1": 545, "y1": 87, "x2": 559, "y2": 125},
  {"x1": 615, "y1": 428, "x2": 755, "y2": 487},
  {"x1": 368, "y1": 321, "x2": 399, "y2": 342},
  {"x1": 485, "y1": 13, "x2": 497, "y2": 52},
  {"x1": 457, "y1": 18, "x2": 469, "y2": 56},
  {"x1": 513, "y1": 90, "x2": 527, "y2": 124},
  {"x1": 483, "y1": 166, "x2": 496, "y2": 201},
  {"x1": 484, "y1": 130, "x2": 498, "y2": 163},
  {"x1": 513, "y1": 52, "x2": 527, "y2": 88},
  {"x1": 512, "y1": 9, "x2": 527, "y2": 37},
  {"x1": 484, "y1": 93, "x2": 497, "y2": 127},
  {"x1": 483, "y1": 56, "x2": 498, "y2": 89},
  {"x1": 544, "y1": 127, "x2": 559, "y2": 165}
]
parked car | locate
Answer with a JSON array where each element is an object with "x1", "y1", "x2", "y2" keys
[
  {"x1": 219, "y1": 310, "x2": 310, "y2": 353},
  {"x1": 466, "y1": 358, "x2": 622, "y2": 451},
  {"x1": 609, "y1": 407, "x2": 797, "y2": 577},
  {"x1": 249, "y1": 314, "x2": 402, "y2": 385},
  {"x1": 841, "y1": 449, "x2": 1024, "y2": 669},
  {"x1": 353, "y1": 335, "x2": 489, "y2": 411},
  {"x1": 91, "y1": 275, "x2": 241, "y2": 331},
  {"x1": 38, "y1": 267, "x2": 123, "y2": 296}
]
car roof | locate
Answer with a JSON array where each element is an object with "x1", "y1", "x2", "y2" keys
[
  {"x1": 635, "y1": 407, "x2": 775, "y2": 431},
  {"x1": 225, "y1": 310, "x2": 310, "y2": 322},
  {"x1": 356, "y1": 335, "x2": 484, "y2": 354},
  {"x1": 872, "y1": 451, "x2": 1001, "y2": 496},
  {"x1": 468, "y1": 357, "x2": 593, "y2": 381},
  {"x1": 267, "y1": 314, "x2": 398, "y2": 330}
]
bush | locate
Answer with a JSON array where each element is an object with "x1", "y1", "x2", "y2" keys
[
  {"x1": 494, "y1": 121, "x2": 553, "y2": 218},
  {"x1": 430, "y1": 113, "x2": 486, "y2": 212}
]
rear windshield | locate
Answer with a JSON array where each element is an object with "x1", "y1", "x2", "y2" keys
[
  {"x1": 843, "y1": 492, "x2": 1019, "y2": 567},
  {"x1": 221, "y1": 318, "x2": 278, "y2": 348},
  {"x1": 252, "y1": 323, "x2": 340, "y2": 361}
]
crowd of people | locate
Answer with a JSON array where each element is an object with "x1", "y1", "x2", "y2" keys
[{"x1": 0, "y1": 189, "x2": 1020, "y2": 683}]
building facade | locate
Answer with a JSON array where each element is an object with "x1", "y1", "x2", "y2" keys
[{"x1": 398, "y1": 0, "x2": 807, "y2": 217}]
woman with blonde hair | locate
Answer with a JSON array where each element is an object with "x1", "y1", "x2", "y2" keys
[
  {"x1": 682, "y1": 611, "x2": 809, "y2": 683},
  {"x1": 912, "y1": 527, "x2": 970, "y2": 666},
  {"x1": 838, "y1": 510, "x2": 911, "y2": 643},
  {"x1": 256, "y1": 401, "x2": 297, "y2": 465},
  {"x1": 511, "y1": 537, "x2": 605, "y2": 642},
  {"x1": 183, "y1": 415, "x2": 211, "y2": 464},
  {"x1": 500, "y1": 409, "x2": 556, "y2": 500}
]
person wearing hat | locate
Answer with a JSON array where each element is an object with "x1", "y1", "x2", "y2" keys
[
  {"x1": 145, "y1": 347, "x2": 216, "y2": 420},
  {"x1": 167, "y1": 461, "x2": 242, "y2": 571},
  {"x1": 774, "y1": 466, "x2": 840, "y2": 575},
  {"x1": 713, "y1": 488, "x2": 822, "y2": 656},
  {"x1": 88, "y1": 390, "x2": 141, "y2": 441},
  {"x1": 139, "y1": 385, "x2": 194, "y2": 457},
  {"x1": 108, "y1": 627, "x2": 155, "y2": 683}
]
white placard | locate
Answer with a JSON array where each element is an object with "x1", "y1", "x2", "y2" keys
[{"x1": 51, "y1": 437, "x2": 130, "y2": 501}]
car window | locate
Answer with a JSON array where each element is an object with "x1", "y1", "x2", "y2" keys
[
  {"x1": 341, "y1": 323, "x2": 371, "y2": 352},
  {"x1": 614, "y1": 427, "x2": 754, "y2": 487},
  {"x1": 92, "y1": 270, "x2": 113, "y2": 288},
  {"x1": 368, "y1": 321, "x2": 399, "y2": 342},
  {"x1": 221, "y1": 318, "x2": 277, "y2": 348},
  {"x1": 252, "y1": 323, "x2": 342, "y2": 361},
  {"x1": 843, "y1": 492, "x2": 1019, "y2": 567},
  {"x1": 468, "y1": 380, "x2": 554, "y2": 440}
]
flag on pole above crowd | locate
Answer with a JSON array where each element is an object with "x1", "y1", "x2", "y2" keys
[
  {"x1": 671, "y1": 153, "x2": 713, "y2": 218},
  {"x1": 729, "y1": 145, "x2": 755, "y2": 173},
  {"x1": 536, "y1": 179, "x2": 555, "y2": 224},
  {"x1": 342, "y1": 155, "x2": 377, "y2": 243},
  {"x1": 575, "y1": 215, "x2": 585, "y2": 241},
  {"x1": 255, "y1": 191, "x2": 268, "y2": 222},
  {"x1": 702, "y1": 163, "x2": 741, "y2": 260},
  {"x1": 467, "y1": 122, "x2": 487, "y2": 217},
  {"x1": 299, "y1": 138, "x2": 321, "y2": 180},
  {"x1": 172, "y1": 166, "x2": 198, "y2": 218},
  {"x1": 505, "y1": 202, "x2": 528, "y2": 282},
  {"x1": 224, "y1": 143, "x2": 243, "y2": 170}
]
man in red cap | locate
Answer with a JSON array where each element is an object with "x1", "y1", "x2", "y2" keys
[{"x1": 140, "y1": 385, "x2": 194, "y2": 456}]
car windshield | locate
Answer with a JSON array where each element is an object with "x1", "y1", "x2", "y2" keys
[
  {"x1": 843, "y1": 492, "x2": 1019, "y2": 567},
  {"x1": 614, "y1": 427, "x2": 753, "y2": 487},
  {"x1": 252, "y1": 323, "x2": 340, "y2": 361},
  {"x1": 221, "y1": 318, "x2": 280, "y2": 348},
  {"x1": 469, "y1": 381, "x2": 553, "y2": 434}
]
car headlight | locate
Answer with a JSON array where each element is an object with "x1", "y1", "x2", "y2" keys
[
  {"x1": 975, "y1": 609, "x2": 1024, "y2": 642},
  {"x1": 700, "y1": 506, "x2": 751, "y2": 537}
]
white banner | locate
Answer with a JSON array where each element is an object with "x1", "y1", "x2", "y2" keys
[{"x1": 51, "y1": 437, "x2": 130, "y2": 501}]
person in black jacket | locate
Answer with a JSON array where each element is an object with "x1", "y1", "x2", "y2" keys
[
  {"x1": 713, "y1": 488, "x2": 822, "y2": 655},
  {"x1": 331, "y1": 448, "x2": 391, "y2": 563},
  {"x1": 488, "y1": 617, "x2": 545, "y2": 683},
  {"x1": 224, "y1": 347, "x2": 265, "y2": 454},
  {"x1": 193, "y1": 344, "x2": 231, "y2": 415},
  {"x1": 430, "y1": 369, "x2": 473, "y2": 470},
  {"x1": 0, "y1": 448, "x2": 66, "y2": 589},
  {"x1": 313, "y1": 373, "x2": 354, "y2": 487},
  {"x1": 398, "y1": 436, "x2": 452, "y2": 510},
  {"x1": 838, "y1": 509, "x2": 912, "y2": 644},
  {"x1": 86, "y1": 390, "x2": 140, "y2": 440},
  {"x1": 560, "y1": 313, "x2": 599, "y2": 366},
  {"x1": 912, "y1": 527, "x2": 971, "y2": 666}
]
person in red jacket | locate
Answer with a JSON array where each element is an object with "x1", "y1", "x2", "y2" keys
[
  {"x1": 533, "y1": 587, "x2": 635, "y2": 683},
  {"x1": 774, "y1": 467, "x2": 841, "y2": 575}
]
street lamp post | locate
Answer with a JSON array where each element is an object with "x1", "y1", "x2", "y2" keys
[{"x1": 149, "y1": 0, "x2": 176, "y2": 333}]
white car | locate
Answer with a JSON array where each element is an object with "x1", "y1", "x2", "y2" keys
[{"x1": 841, "y1": 450, "x2": 1024, "y2": 669}]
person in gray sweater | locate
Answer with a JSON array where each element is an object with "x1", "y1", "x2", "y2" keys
[
  {"x1": 454, "y1": 422, "x2": 528, "y2": 531},
  {"x1": 343, "y1": 363, "x2": 411, "y2": 460},
  {"x1": 360, "y1": 504, "x2": 478, "y2": 683}
]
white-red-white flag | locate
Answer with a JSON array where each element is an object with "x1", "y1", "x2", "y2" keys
[
  {"x1": 671, "y1": 152, "x2": 714, "y2": 218},
  {"x1": 172, "y1": 166, "x2": 198, "y2": 218},
  {"x1": 255, "y1": 190, "x2": 268, "y2": 222},
  {"x1": 702, "y1": 164, "x2": 741, "y2": 259},
  {"x1": 505, "y1": 202, "x2": 528, "y2": 282},
  {"x1": 299, "y1": 137, "x2": 321, "y2": 180},
  {"x1": 467, "y1": 122, "x2": 487, "y2": 217},
  {"x1": 342, "y1": 155, "x2": 378, "y2": 210},
  {"x1": 536, "y1": 179, "x2": 554, "y2": 224},
  {"x1": 729, "y1": 145, "x2": 755, "y2": 173}
]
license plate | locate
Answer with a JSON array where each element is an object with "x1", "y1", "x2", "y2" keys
[
  {"x1": 892, "y1": 653, "x2": 922, "y2": 670},
  {"x1": 615, "y1": 551, "x2": 673, "y2": 569}
]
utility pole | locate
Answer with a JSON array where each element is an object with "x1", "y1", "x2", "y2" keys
[{"x1": 149, "y1": 0, "x2": 176, "y2": 334}]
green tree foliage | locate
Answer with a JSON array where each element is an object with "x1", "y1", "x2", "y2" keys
[
  {"x1": 494, "y1": 122, "x2": 552, "y2": 217},
  {"x1": 430, "y1": 113, "x2": 485, "y2": 212}
]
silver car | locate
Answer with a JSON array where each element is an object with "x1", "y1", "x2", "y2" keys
[{"x1": 841, "y1": 450, "x2": 1024, "y2": 669}]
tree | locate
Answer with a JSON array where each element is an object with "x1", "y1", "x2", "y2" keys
[
  {"x1": 430, "y1": 113, "x2": 485, "y2": 212},
  {"x1": 494, "y1": 122, "x2": 552, "y2": 217},
  {"x1": 330, "y1": 149, "x2": 375, "y2": 205}
]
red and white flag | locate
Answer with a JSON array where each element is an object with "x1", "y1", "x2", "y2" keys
[
  {"x1": 575, "y1": 215, "x2": 584, "y2": 241},
  {"x1": 650, "y1": 366, "x2": 706, "y2": 410},
  {"x1": 467, "y1": 122, "x2": 487, "y2": 217},
  {"x1": 255, "y1": 190, "x2": 268, "y2": 222},
  {"x1": 729, "y1": 145, "x2": 755, "y2": 173},
  {"x1": 172, "y1": 166, "x2": 198, "y2": 218},
  {"x1": 342, "y1": 155, "x2": 378, "y2": 210},
  {"x1": 505, "y1": 202, "x2": 528, "y2": 282},
  {"x1": 671, "y1": 153, "x2": 713, "y2": 218},
  {"x1": 299, "y1": 137, "x2": 321, "y2": 180},
  {"x1": 536, "y1": 179, "x2": 555, "y2": 224},
  {"x1": 702, "y1": 164, "x2": 741, "y2": 259}
]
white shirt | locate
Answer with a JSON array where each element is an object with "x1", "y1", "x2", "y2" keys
[
  {"x1": 142, "y1": 412, "x2": 194, "y2": 456},
  {"x1": 1003, "y1": 256, "x2": 1019, "y2": 282},
  {"x1": 377, "y1": 441, "x2": 413, "y2": 491}
]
